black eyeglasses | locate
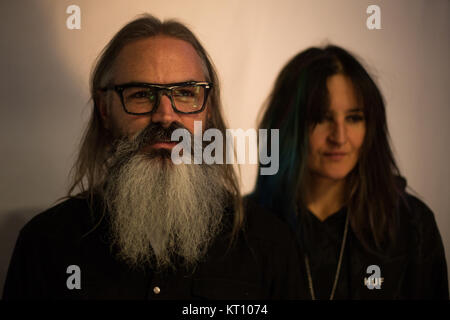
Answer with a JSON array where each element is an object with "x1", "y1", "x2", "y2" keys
[{"x1": 101, "y1": 81, "x2": 213, "y2": 115}]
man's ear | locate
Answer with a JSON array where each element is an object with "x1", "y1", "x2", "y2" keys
[{"x1": 96, "y1": 91, "x2": 110, "y2": 130}]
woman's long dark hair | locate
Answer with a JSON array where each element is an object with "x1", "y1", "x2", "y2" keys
[{"x1": 252, "y1": 45, "x2": 406, "y2": 253}]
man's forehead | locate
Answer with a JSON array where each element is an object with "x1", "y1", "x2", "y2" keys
[{"x1": 111, "y1": 35, "x2": 206, "y2": 84}]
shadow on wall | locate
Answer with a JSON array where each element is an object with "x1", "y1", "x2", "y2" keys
[
  {"x1": 0, "y1": 2, "x2": 83, "y2": 296},
  {"x1": 0, "y1": 209, "x2": 44, "y2": 296}
]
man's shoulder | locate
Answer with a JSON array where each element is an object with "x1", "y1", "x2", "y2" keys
[
  {"x1": 20, "y1": 197, "x2": 92, "y2": 240},
  {"x1": 243, "y1": 196, "x2": 297, "y2": 248}
]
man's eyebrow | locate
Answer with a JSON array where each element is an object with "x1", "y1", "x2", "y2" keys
[
  {"x1": 183, "y1": 79, "x2": 201, "y2": 83},
  {"x1": 120, "y1": 79, "x2": 205, "y2": 85}
]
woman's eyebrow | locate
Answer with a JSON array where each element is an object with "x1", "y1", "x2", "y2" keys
[{"x1": 346, "y1": 107, "x2": 364, "y2": 113}]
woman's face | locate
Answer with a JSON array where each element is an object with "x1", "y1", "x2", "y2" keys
[{"x1": 307, "y1": 74, "x2": 366, "y2": 182}]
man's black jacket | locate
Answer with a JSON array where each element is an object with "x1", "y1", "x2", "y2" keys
[{"x1": 3, "y1": 196, "x2": 307, "y2": 300}]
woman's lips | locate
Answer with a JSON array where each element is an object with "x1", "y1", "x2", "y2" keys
[{"x1": 323, "y1": 152, "x2": 347, "y2": 160}]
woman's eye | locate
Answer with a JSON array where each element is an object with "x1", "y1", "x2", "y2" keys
[
  {"x1": 319, "y1": 115, "x2": 333, "y2": 123},
  {"x1": 315, "y1": 111, "x2": 332, "y2": 124},
  {"x1": 347, "y1": 114, "x2": 364, "y2": 123}
]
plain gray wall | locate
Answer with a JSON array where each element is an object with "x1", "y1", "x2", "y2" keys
[{"x1": 1, "y1": 0, "x2": 449, "y2": 294}]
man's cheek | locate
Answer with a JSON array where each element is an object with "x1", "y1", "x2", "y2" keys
[{"x1": 117, "y1": 122, "x2": 143, "y2": 139}]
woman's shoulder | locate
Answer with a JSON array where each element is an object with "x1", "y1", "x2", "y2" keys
[
  {"x1": 397, "y1": 194, "x2": 448, "y2": 298},
  {"x1": 399, "y1": 192, "x2": 445, "y2": 255},
  {"x1": 400, "y1": 193, "x2": 437, "y2": 227},
  {"x1": 394, "y1": 176, "x2": 433, "y2": 220}
]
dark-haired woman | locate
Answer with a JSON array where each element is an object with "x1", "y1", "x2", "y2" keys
[{"x1": 250, "y1": 45, "x2": 448, "y2": 299}]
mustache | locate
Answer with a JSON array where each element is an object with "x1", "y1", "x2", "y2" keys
[
  {"x1": 106, "y1": 122, "x2": 189, "y2": 168},
  {"x1": 110, "y1": 122, "x2": 189, "y2": 156},
  {"x1": 135, "y1": 121, "x2": 187, "y2": 148}
]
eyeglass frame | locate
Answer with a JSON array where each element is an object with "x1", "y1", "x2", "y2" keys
[{"x1": 100, "y1": 81, "x2": 213, "y2": 115}]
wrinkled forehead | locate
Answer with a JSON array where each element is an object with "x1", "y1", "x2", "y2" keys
[{"x1": 111, "y1": 35, "x2": 208, "y2": 84}]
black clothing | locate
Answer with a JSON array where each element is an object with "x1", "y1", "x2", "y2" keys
[
  {"x1": 300, "y1": 206, "x2": 350, "y2": 300},
  {"x1": 298, "y1": 194, "x2": 449, "y2": 299},
  {"x1": 3, "y1": 197, "x2": 306, "y2": 300}
]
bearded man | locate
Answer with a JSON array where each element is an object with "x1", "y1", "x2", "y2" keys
[{"x1": 3, "y1": 14, "x2": 305, "y2": 300}]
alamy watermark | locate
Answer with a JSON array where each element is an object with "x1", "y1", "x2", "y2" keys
[
  {"x1": 66, "y1": 265, "x2": 81, "y2": 290},
  {"x1": 66, "y1": 5, "x2": 81, "y2": 30},
  {"x1": 364, "y1": 265, "x2": 384, "y2": 289},
  {"x1": 366, "y1": 5, "x2": 381, "y2": 30},
  {"x1": 170, "y1": 121, "x2": 279, "y2": 176},
  {"x1": 66, "y1": 5, "x2": 381, "y2": 31}
]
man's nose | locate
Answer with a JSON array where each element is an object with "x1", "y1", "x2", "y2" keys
[
  {"x1": 151, "y1": 93, "x2": 178, "y2": 128},
  {"x1": 328, "y1": 120, "x2": 347, "y2": 145}
]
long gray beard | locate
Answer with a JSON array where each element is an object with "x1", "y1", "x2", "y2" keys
[{"x1": 102, "y1": 138, "x2": 228, "y2": 271}]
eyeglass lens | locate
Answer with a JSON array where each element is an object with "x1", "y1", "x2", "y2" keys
[{"x1": 122, "y1": 85, "x2": 205, "y2": 113}]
